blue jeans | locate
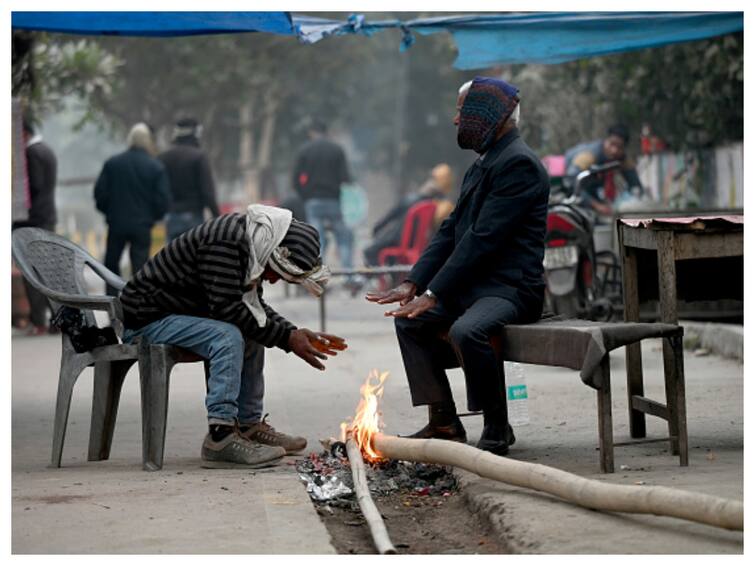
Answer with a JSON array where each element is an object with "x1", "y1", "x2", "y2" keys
[
  {"x1": 166, "y1": 211, "x2": 204, "y2": 242},
  {"x1": 123, "y1": 315, "x2": 264, "y2": 426},
  {"x1": 304, "y1": 198, "x2": 353, "y2": 269}
]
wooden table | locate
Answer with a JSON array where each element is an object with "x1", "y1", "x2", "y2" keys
[{"x1": 617, "y1": 215, "x2": 744, "y2": 456}]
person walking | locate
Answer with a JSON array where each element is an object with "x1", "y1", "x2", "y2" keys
[
  {"x1": 94, "y1": 123, "x2": 171, "y2": 295},
  {"x1": 159, "y1": 117, "x2": 220, "y2": 241},
  {"x1": 12, "y1": 115, "x2": 58, "y2": 334},
  {"x1": 292, "y1": 119, "x2": 354, "y2": 272}
]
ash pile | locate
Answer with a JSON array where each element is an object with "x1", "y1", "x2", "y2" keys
[{"x1": 296, "y1": 442, "x2": 458, "y2": 509}]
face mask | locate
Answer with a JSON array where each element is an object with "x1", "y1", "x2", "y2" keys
[{"x1": 457, "y1": 77, "x2": 520, "y2": 154}]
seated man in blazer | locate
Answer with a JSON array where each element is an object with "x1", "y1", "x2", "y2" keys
[{"x1": 367, "y1": 77, "x2": 549, "y2": 456}]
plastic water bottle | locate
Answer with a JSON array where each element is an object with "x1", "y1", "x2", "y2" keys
[{"x1": 505, "y1": 362, "x2": 529, "y2": 426}]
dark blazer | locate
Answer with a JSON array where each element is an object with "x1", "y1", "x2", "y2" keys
[
  {"x1": 94, "y1": 147, "x2": 171, "y2": 232},
  {"x1": 408, "y1": 128, "x2": 549, "y2": 318},
  {"x1": 159, "y1": 137, "x2": 219, "y2": 217}
]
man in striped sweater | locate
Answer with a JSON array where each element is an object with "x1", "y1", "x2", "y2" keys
[{"x1": 120, "y1": 205, "x2": 345, "y2": 468}]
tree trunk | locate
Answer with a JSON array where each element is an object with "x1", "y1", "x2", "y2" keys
[{"x1": 238, "y1": 102, "x2": 259, "y2": 205}]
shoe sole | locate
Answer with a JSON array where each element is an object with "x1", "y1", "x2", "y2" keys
[
  {"x1": 284, "y1": 446, "x2": 307, "y2": 455},
  {"x1": 200, "y1": 454, "x2": 285, "y2": 469}
]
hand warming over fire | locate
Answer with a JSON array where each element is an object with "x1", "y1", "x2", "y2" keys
[
  {"x1": 288, "y1": 328, "x2": 347, "y2": 370},
  {"x1": 365, "y1": 281, "x2": 417, "y2": 305},
  {"x1": 384, "y1": 293, "x2": 437, "y2": 319}
]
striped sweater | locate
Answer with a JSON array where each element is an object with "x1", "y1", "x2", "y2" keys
[{"x1": 120, "y1": 213, "x2": 295, "y2": 350}]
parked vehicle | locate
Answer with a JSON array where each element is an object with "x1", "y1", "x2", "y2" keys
[{"x1": 543, "y1": 161, "x2": 623, "y2": 320}]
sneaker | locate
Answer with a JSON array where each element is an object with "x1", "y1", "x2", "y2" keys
[
  {"x1": 239, "y1": 414, "x2": 307, "y2": 455},
  {"x1": 404, "y1": 417, "x2": 467, "y2": 443},
  {"x1": 200, "y1": 431, "x2": 286, "y2": 469},
  {"x1": 476, "y1": 423, "x2": 516, "y2": 456}
]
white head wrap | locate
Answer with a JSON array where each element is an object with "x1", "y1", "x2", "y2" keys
[{"x1": 243, "y1": 204, "x2": 330, "y2": 326}]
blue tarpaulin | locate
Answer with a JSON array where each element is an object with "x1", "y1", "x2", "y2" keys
[
  {"x1": 12, "y1": 12, "x2": 294, "y2": 37},
  {"x1": 12, "y1": 11, "x2": 743, "y2": 67},
  {"x1": 293, "y1": 12, "x2": 744, "y2": 68}
]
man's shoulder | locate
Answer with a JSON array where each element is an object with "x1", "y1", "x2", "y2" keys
[
  {"x1": 200, "y1": 213, "x2": 248, "y2": 242},
  {"x1": 489, "y1": 137, "x2": 547, "y2": 177},
  {"x1": 27, "y1": 140, "x2": 55, "y2": 159},
  {"x1": 565, "y1": 139, "x2": 601, "y2": 161},
  {"x1": 303, "y1": 137, "x2": 344, "y2": 155},
  {"x1": 166, "y1": 143, "x2": 204, "y2": 157}
]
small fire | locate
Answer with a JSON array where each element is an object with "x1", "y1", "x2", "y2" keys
[{"x1": 341, "y1": 370, "x2": 389, "y2": 463}]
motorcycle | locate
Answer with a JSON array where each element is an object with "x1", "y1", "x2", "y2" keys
[{"x1": 543, "y1": 161, "x2": 623, "y2": 320}]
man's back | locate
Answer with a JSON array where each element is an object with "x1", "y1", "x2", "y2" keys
[
  {"x1": 25, "y1": 140, "x2": 57, "y2": 228},
  {"x1": 159, "y1": 140, "x2": 218, "y2": 216},
  {"x1": 94, "y1": 148, "x2": 170, "y2": 230},
  {"x1": 293, "y1": 138, "x2": 350, "y2": 200}
]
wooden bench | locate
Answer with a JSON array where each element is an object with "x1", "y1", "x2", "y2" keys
[{"x1": 458, "y1": 318, "x2": 688, "y2": 473}]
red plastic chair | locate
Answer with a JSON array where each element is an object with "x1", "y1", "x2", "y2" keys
[{"x1": 377, "y1": 200, "x2": 438, "y2": 266}]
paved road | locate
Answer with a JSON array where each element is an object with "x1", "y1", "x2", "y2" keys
[{"x1": 10, "y1": 284, "x2": 744, "y2": 553}]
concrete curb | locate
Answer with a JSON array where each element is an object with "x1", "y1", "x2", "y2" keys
[
  {"x1": 453, "y1": 468, "x2": 533, "y2": 554},
  {"x1": 680, "y1": 321, "x2": 743, "y2": 362}
]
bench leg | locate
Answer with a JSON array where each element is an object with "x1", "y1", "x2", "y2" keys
[
  {"x1": 596, "y1": 356, "x2": 614, "y2": 473},
  {"x1": 669, "y1": 335, "x2": 689, "y2": 466},
  {"x1": 622, "y1": 245, "x2": 646, "y2": 438},
  {"x1": 661, "y1": 337, "x2": 680, "y2": 456}
]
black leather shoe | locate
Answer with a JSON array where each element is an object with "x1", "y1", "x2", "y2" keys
[
  {"x1": 404, "y1": 417, "x2": 467, "y2": 443},
  {"x1": 476, "y1": 423, "x2": 516, "y2": 456}
]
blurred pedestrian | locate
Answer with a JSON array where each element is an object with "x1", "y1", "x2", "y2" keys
[
  {"x1": 94, "y1": 123, "x2": 171, "y2": 295},
  {"x1": 12, "y1": 114, "x2": 58, "y2": 335},
  {"x1": 564, "y1": 124, "x2": 643, "y2": 216},
  {"x1": 159, "y1": 117, "x2": 220, "y2": 241},
  {"x1": 292, "y1": 119, "x2": 354, "y2": 272},
  {"x1": 363, "y1": 163, "x2": 455, "y2": 266}
]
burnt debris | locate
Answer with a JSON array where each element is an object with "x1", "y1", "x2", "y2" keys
[{"x1": 296, "y1": 450, "x2": 457, "y2": 507}]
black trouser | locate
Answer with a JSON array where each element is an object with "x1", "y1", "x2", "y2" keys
[
  {"x1": 395, "y1": 296, "x2": 529, "y2": 420},
  {"x1": 13, "y1": 222, "x2": 55, "y2": 327},
  {"x1": 104, "y1": 227, "x2": 152, "y2": 296}
]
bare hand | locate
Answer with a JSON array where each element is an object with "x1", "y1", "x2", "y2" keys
[
  {"x1": 365, "y1": 281, "x2": 417, "y2": 306},
  {"x1": 288, "y1": 329, "x2": 346, "y2": 370},
  {"x1": 385, "y1": 294, "x2": 437, "y2": 319}
]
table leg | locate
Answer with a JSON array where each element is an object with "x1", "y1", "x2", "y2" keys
[
  {"x1": 620, "y1": 230, "x2": 646, "y2": 438},
  {"x1": 656, "y1": 231, "x2": 680, "y2": 455}
]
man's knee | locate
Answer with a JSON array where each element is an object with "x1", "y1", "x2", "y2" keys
[
  {"x1": 448, "y1": 319, "x2": 486, "y2": 349},
  {"x1": 209, "y1": 322, "x2": 245, "y2": 355},
  {"x1": 394, "y1": 315, "x2": 423, "y2": 336}
]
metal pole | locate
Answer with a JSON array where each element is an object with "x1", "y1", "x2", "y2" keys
[{"x1": 319, "y1": 288, "x2": 326, "y2": 333}]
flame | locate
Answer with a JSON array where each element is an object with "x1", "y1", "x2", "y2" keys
[{"x1": 341, "y1": 370, "x2": 389, "y2": 462}]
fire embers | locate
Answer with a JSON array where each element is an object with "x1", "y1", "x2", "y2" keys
[{"x1": 297, "y1": 449, "x2": 458, "y2": 506}]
